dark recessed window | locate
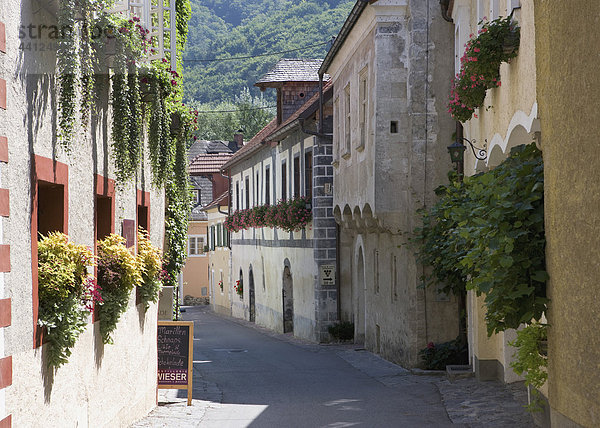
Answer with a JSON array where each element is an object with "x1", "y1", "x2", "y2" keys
[{"x1": 390, "y1": 121, "x2": 398, "y2": 134}]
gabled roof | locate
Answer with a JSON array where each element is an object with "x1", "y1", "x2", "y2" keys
[
  {"x1": 319, "y1": 0, "x2": 375, "y2": 75},
  {"x1": 268, "y1": 80, "x2": 333, "y2": 142},
  {"x1": 189, "y1": 153, "x2": 233, "y2": 174},
  {"x1": 221, "y1": 119, "x2": 278, "y2": 171},
  {"x1": 202, "y1": 191, "x2": 230, "y2": 211},
  {"x1": 188, "y1": 140, "x2": 236, "y2": 164},
  {"x1": 255, "y1": 59, "x2": 328, "y2": 88}
]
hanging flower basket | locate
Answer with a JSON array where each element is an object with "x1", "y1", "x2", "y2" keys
[{"x1": 448, "y1": 16, "x2": 520, "y2": 122}]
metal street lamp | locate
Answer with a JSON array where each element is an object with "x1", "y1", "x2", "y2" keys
[{"x1": 447, "y1": 137, "x2": 488, "y2": 179}]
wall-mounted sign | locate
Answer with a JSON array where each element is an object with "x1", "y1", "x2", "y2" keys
[
  {"x1": 320, "y1": 264, "x2": 336, "y2": 286},
  {"x1": 158, "y1": 286, "x2": 174, "y2": 321},
  {"x1": 157, "y1": 321, "x2": 194, "y2": 405}
]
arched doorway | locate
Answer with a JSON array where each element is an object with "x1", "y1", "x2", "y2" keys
[
  {"x1": 249, "y1": 265, "x2": 256, "y2": 322},
  {"x1": 283, "y1": 264, "x2": 294, "y2": 333},
  {"x1": 355, "y1": 245, "x2": 366, "y2": 345}
]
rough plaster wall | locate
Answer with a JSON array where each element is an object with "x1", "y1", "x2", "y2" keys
[
  {"x1": 207, "y1": 210, "x2": 232, "y2": 316},
  {"x1": 535, "y1": 1, "x2": 600, "y2": 426},
  {"x1": 228, "y1": 135, "x2": 320, "y2": 341},
  {"x1": 331, "y1": 1, "x2": 459, "y2": 367},
  {"x1": 331, "y1": 25, "x2": 376, "y2": 214},
  {"x1": 183, "y1": 221, "x2": 208, "y2": 298},
  {"x1": 0, "y1": 1, "x2": 164, "y2": 425}
]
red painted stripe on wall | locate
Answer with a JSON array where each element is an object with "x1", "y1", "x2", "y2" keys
[
  {"x1": 0, "y1": 299, "x2": 10, "y2": 328},
  {"x1": 0, "y1": 22, "x2": 6, "y2": 53},
  {"x1": 0, "y1": 79, "x2": 6, "y2": 110},
  {"x1": 0, "y1": 246, "x2": 9, "y2": 273},
  {"x1": 0, "y1": 356, "x2": 11, "y2": 389},
  {"x1": 0, "y1": 137, "x2": 7, "y2": 163},
  {"x1": 0, "y1": 189, "x2": 8, "y2": 217},
  {"x1": 0, "y1": 415, "x2": 11, "y2": 428}
]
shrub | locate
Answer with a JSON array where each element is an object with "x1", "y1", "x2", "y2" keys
[
  {"x1": 136, "y1": 228, "x2": 163, "y2": 311},
  {"x1": 37, "y1": 232, "x2": 99, "y2": 369},
  {"x1": 328, "y1": 321, "x2": 354, "y2": 341},
  {"x1": 96, "y1": 234, "x2": 141, "y2": 344},
  {"x1": 419, "y1": 338, "x2": 467, "y2": 370}
]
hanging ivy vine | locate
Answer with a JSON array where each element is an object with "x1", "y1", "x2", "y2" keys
[{"x1": 57, "y1": 0, "x2": 78, "y2": 150}]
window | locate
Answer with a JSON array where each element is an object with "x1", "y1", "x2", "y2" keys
[
  {"x1": 477, "y1": 0, "x2": 486, "y2": 28},
  {"x1": 304, "y1": 150, "x2": 312, "y2": 200},
  {"x1": 32, "y1": 156, "x2": 68, "y2": 348},
  {"x1": 374, "y1": 250, "x2": 379, "y2": 294},
  {"x1": 188, "y1": 236, "x2": 205, "y2": 256},
  {"x1": 507, "y1": 0, "x2": 520, "y2": 16},
  {"x1": 265, "y1": 165, "x2": 271, "y2": 205},
  {"x1": 281, "y1": 162, "x2": 287, "y2": 201},
  {"x1": 334, "y1": 96, "x2": 341, "y2": 163},
  {"x1": 391, "y1": 255, "x2": 398, "y2": 302},
  {"x1": 137, "y1": 189, "x2": 150, "y2": 233},
  {"x1": 489, "y1": 0, "x2": 499, "y2": 19},
  {"x1": 236, "y1": 181, "x2": 240, "y2": 211},
  {"x1": 223, "y1": 223, "x2": 228, "y2": 247},
  {"x1": 344, "y1": 84, "x2": 351, "y2": 157},
  {"x1": 358, "y1": 70, "x2": 368, "y2": 150},
  {"x1": 293, "y1": 155, "x2": 300, "y2": 198},
  {"x1": 256, "y1": 171, "x2": 260, "y2": 206},
  {"x1": 210, "y1": 226, "x2": 216, "y2": 250},
  {"x1": 245, "y1": 176, "x2": 250, "y2": 209},
  {"x1": 193, "y1": 189, "x2": 201, "y2": 205},
  {"x1": 217, "y1": 223, "x2": 222, "y2": 247}
]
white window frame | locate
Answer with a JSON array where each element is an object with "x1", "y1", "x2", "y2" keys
[
  {"x1": 358, "y1": 68, "x2": 368, "y2": 151},
  {"x1": 188, "y1": 234, "x2": 206, "y2": 257},
  {"x1": 506, "y1": 0, "x2": 521, "y2": 16},
  {"x1": 489, "y1": 0, "x2": 499, "y2": 20},
  {"x1": 343, "y1": 84, "x2": 351, "y2": 159}
]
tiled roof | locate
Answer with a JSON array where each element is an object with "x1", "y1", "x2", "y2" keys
[
  {"x1": 189, "y1": 153, "x2": 233, "y2": 174},
  {"x1": 221, "y1": 118, "x2": 278, "y2": 170},
  {"x1": 255, "y1": 59, "x2": 329, "y2": 86},
  {"x1": 203, "y1": 191, "x2": 230, "y2": 211},
  {"x1": 187, "y1": 140, "x2": 235, "y2": 164},
  {"x1": 268, "y1": 80, "x2": 333, "y2": 141}
]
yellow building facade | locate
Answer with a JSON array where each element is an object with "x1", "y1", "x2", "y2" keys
[
  {"x1": 449, "y1": 0, "x2": 541, "y2": 383},
  {"x1": 205, "y1": 195, "x2": 232, "y2": 316}
]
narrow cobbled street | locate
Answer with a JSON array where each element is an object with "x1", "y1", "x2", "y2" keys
[{"x1": 134, "y1": 307, "x2": 534, "y2": 428}]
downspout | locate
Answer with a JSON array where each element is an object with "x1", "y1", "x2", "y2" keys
[{"x1": 319, "y1": 74, "x2": 324, "y2": 137}]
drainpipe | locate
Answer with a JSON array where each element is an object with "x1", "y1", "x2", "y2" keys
[
  {"x1": 319, "y1": 74, "x2": 324, "y2": 138},
  {"x1": 440, "y1": 0, "x2": 453, "y2": 22}
]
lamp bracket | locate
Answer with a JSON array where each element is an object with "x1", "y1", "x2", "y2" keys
[{"x1": 459, "y1": 137, "x2": 487, "y2": 161}]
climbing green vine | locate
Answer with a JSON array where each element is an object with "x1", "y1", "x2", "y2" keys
[
  {"x1": 510, "y1": 323, "x2": 548, "y2": 411},
  {"x1": 414, "y1": 143, "x2": 548, "y2": 407},
  {"x1": 414, "y1": 143, "x2": 547, "y2": 335}
]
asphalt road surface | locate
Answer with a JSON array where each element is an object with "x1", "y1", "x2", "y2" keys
[{"x1": 179, "y1": 306, "x2": 454, "y2": 428}]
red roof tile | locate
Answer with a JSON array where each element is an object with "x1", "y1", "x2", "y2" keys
[
  {"x1": 221, "y1": 118, "x2": 278, "y2": 170},
  {"x1": 189, "y1": 153, "x2": 233, "y2": 174}
]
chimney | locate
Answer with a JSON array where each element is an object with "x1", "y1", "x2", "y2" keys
[{"x1": 233, "y1": 131, "x2": 244, "y2": 149}]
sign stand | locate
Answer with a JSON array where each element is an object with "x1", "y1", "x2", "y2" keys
[{"x1": 157, "y1": 321, "x2": 194, "y2": 406}]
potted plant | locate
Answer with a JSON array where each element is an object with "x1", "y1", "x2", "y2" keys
[
  {"x1": 234, "y1": 280, "x2": 243, "y2": 297},
  {"x1": 96, "y1": 234, "x2": 142, "y2": 344},
  {"x1": 136, "y1": 228, "x2": 163, "y2": 311},
  {"x1": 37, "y1": 232, "x2": 100, "y2": 369},
  {"x1": 448, "y1": 16, "x2": 520, "y2": 122}
]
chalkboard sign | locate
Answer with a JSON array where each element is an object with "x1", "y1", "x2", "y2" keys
[{"x1": 157, "y1": 321, "x2": 194, "y2": 405}]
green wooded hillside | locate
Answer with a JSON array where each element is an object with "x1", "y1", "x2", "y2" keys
[{"x1": 183, "y1": 0, "x2": 354, "y2": 104}]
